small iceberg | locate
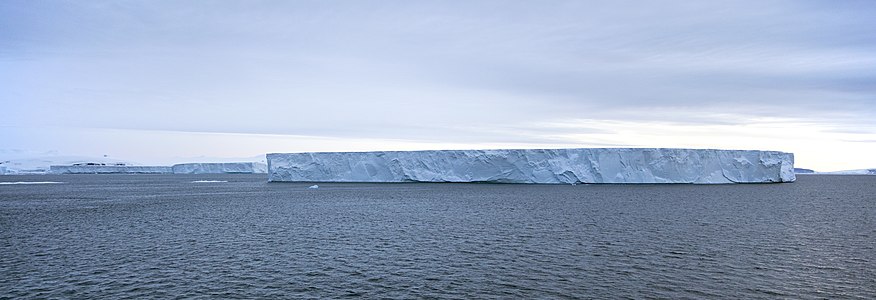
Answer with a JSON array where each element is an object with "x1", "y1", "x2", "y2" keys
[
  {"x1": 191, "y1": 180, "x2": 228, "y2": 183},
  {"x1": 308, "y1": 185, "x2": 319, "y2": 189}
]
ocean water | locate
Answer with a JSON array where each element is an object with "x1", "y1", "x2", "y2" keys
[{"x1": 1, "y1": 174, "x2": 874, "y2": 299}]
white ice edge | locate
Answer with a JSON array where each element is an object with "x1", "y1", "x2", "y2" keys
[
  {"x1": 0, "y1": 181, "x2": 65, "y2": 185},
  {"x1": 191, "y1": 180, "x2": 229, "y2": 183}
]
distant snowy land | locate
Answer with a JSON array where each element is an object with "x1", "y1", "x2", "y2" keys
[
  {"x1": 0, "y1": 154, "x2": 132, "y2": 174},
  {"x1": 0, "y1": 151, "x2": 267, "y2": 175}
]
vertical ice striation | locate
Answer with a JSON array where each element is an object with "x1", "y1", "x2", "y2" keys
[{"x1": 267, "y1": 148, "x2": 795, "y2": 184}]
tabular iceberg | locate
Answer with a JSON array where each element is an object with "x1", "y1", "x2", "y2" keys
[
  {"x1": 171, "y1": 162, "x2": 268, "y2": 174},
  {"x1": 267, "y1": 148, "x2": 795, "y2": 184}
]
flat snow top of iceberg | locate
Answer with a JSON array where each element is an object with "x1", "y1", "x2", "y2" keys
[
  {"x1": 0, "y1": 181, "x2": 65, "y2": 185},
  {"x1": 267, "y1": 147, "x2": 792, "y2": 155}
]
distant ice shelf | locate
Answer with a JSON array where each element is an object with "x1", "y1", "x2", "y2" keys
[
  {"x1": 267, "y1": 148, "x2": 795, "y2": 184},
  {"x1": 819, "y1": 169, "x2": 876, "y2": 175},
  {"x1": 49, "y1": 162, "x2": 267, "y2": 175},
  {"x1": 171, "y1": 162, "x2": 267, "y2": 174}
]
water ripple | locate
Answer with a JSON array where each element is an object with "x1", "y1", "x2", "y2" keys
[{"x1": 0, "y1": 174, "x2": 874, "y2": 298}]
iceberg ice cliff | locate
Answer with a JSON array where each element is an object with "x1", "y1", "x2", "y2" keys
[
  {"x1": 171, "y1": 162, "x2": 267, "y2": 174},
  {"x1": 267, "y1": 148, "x2": 795, "y2": 184}
]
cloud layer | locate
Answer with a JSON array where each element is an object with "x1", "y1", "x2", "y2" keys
[{"x1": 2, "y1": 1, "x2": 875, "y2": 170}]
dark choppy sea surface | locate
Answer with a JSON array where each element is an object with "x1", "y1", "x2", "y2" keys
[{"x1": 1, "y1": 174, "x2": 874, "y2": 299}]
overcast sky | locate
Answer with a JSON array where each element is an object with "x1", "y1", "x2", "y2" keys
[{"x1": 2, "y1": 0, "x2": 875, "y2": 171}]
